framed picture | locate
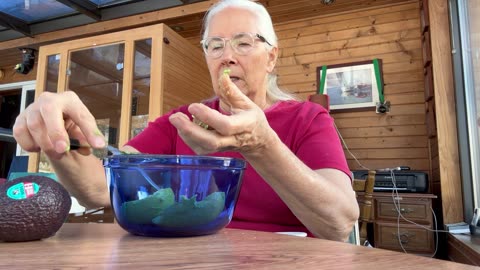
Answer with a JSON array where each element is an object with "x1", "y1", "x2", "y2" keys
[{"x1": 317, "y1": 59, "x2": 384, "y2": 112}]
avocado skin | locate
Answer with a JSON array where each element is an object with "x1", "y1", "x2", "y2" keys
[{"x1": 0, "y1": 175, "x2": 72, "y2": 242}]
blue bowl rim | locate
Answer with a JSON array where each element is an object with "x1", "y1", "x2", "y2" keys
[{"x1": 103, "y1": 154, "x2": 246, "y2": 169}]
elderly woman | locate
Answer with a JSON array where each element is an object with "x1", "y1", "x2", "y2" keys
[{"x1": 13, "y1": 0, "x2": 358, "y2": 241}]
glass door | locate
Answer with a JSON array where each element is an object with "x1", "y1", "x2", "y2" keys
[{"x1": 30, "y1": 25, "x2": 162, "y2": 173}]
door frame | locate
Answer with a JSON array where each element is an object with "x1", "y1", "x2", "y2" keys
[{"x1": 0, "y1": 80, "x2": 36, "y2": 156}]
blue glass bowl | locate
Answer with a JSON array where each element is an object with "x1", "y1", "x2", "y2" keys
[{"x1": 104, "y1": 155, "x2": 246, "y2": 237}]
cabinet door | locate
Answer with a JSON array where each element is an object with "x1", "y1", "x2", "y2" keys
[
  {"x1": 28, "y1": 23, "x2": 211, "y2": 172},
  {"x1": 375, "y1": 222, "x2": 435, "y2": 253},
  {"x1": 375, "y1": 198, "x2": 432, "y2": 223},
  {"x1": 29, "y1": 25, "x2": 164, "y2": 172},
  {"x1": 66, "y1": 43, "x2": 126, "y2": 158}
]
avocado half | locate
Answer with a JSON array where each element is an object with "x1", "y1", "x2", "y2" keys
[{"x1": 0, "y1": 175, "x2": 72, "y2": 242}]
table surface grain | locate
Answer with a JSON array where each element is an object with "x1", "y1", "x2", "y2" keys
[{"x1": 0, "y1": 223, "x2": 477, "y2": 269}]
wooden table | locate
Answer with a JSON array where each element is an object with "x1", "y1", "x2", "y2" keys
[{"x1": 0, "y1": 224, "x2": 476, "y2": 269}]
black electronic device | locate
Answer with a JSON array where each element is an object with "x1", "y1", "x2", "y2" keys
[{"x1": 352, "y1": 170, "x2": 428, "y2": 193}]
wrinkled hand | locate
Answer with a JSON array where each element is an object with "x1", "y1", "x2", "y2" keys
[
  {"x1": 13, "y1": 91, "x2": 106, "y2": 160},
  {"x1": 169, "y1": 73, "x2": 277, "y2": 155}
]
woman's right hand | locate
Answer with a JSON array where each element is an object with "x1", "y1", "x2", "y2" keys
[{"x1": 13, "y1": 91, "x2": 106, "y2": 160}]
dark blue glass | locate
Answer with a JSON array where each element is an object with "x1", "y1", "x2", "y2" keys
[{"x1": 104, "y1": 155, "x2": 246, "y2": 237}]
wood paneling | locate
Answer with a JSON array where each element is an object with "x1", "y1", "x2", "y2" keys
[
  {"x1": 0, "y1": 63, "x2": 37, "y2": 84},
  {"x1": 266, "y1": 1, "x2": 428, "y2": 173},
  {"x1": 162, "y1": 25, "x2": 213, "y2": 114},
  {"x1": 428, "y1": 0, "x2": 463, "y2": 224},
  {"x1": 0, "y1": 0, "x2": 413, "y2": 66},
  {"x1": 0, "y1": 0, "x2": 421, "y2": 172}
]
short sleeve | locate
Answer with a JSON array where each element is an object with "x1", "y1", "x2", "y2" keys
[{"x1": 295, "y1": 108, "x2": 351, "y2": 179}]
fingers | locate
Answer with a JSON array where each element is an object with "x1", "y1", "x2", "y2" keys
[
  {"x1": 66, "y1": 123, "x2": 92, "y2": 156},
  {"x1": 12, "y1": 115, "x2": 40, "y2": 152},
  {"x1": 188, "y1": 103, "x2": 256, "y2": 136},
  {"x1": 25, "y1": 107, "x2": 56, "y2": 153},
  {"x1": 47, "y1": 91, "x2": 105, "y2": 148},
  {"x1": 169, "y1": 112, "x2": 219, "y2": 154},
  {"x1": 217, "y1": 73, "x2": 255, "y2": 112},
  {"x1": 169, "y1": 110, "x2": 258, "y2": 155},
  {"x1": 169, "y1": 74, "x2": 271, "y2": 155},
  {"x1": 13, "y1": 91, "x2": 105, "y2": 158}
]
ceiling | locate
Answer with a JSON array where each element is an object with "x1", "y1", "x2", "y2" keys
[{"x1": 0, "y1": 0, "x2": 206, "y2": 42}]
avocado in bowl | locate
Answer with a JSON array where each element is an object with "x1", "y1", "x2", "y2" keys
[{"x1": 104, "y1": 154, "x2": 245, "y2": 237}]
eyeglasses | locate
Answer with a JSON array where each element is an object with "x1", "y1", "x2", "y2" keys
[{"x1": 200, "y1": 32, "x2": 272, "y2": 58}]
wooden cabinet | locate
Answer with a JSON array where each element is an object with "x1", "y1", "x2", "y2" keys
[
  {"x1": 358, "y1": 192, "x2": 437, "y2": 255},
  {"x1": 29, "y1": 23, "x2": 212, "y2": 172}
]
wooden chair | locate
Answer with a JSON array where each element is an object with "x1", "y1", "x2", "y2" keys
[{"x1": 352, "y1": 170, "x2": 376, "y2": 245}]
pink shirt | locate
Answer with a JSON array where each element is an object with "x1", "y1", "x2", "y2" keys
[{"x1": 127, "y1": 98, "x2": 351, "y2": 236}]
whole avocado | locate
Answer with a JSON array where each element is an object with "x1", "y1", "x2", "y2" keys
[{"x1": 0, "y1": 175, "x2": 71, "y2": 242}]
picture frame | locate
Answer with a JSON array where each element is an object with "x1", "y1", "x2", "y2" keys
[{"x1": 317, "y1": 59, "x2": 384, "y2": 112}]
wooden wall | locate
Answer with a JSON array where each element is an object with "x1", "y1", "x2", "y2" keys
[
  {"x1": 1, "y1": 0, "x2": 432, "y2": 178},
  {"x1": 0, "y1": 64, "x2": 37, "y2": 84},
  {"x1": 276, "y1": 1, "x2": 427, "y2": 173},
  {"x1": 184, "y1": 1, "x2": 427, "y2": 174}
]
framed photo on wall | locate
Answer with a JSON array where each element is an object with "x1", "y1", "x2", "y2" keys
[{"x1": 317, "y1": 59, "x2": 384, "y2": 112}]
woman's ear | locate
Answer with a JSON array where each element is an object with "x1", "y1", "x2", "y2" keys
[{"x1": 266, "y1": 47, "x2": 278, "y2": 73}]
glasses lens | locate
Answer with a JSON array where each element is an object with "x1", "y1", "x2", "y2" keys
[
  {"x1": 232, "y1": 33, "x2": 255, "y2": 55},
  {"x1": 205, "y1": 37, "x2": 224, "y2": 57}
]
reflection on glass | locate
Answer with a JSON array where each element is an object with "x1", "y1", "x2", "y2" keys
[
  {"x1": 130, "y1": 39, "x2": 151, "y2": 139},
  {"x1": 67, "y1": 43, "x2": 125, "y2": 158},
  {"x1": 46, "y1": 54, "x2": 60, "y2": 93},
  {"x1": 0, "y1": 0, "x2": 75, "y2": 23}
]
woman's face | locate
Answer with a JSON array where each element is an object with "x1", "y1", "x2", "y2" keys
[{"x1": 205, "y1": 7, "x2": 278, "y2": 108}]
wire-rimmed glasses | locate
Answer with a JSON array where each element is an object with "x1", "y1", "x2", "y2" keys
[{"x1": 200, "y1": 32, "x2": 272, "y2": 58}]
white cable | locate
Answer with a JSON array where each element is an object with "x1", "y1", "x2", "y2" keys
[
  {"x1": 333, "y1": 122, "x2": 370, "y2": 170},
  {"x1": 389, "y1": 170, "x2": 445, "y2": 257},
  {"x1": 334, "y1": 121, "x2": 445, "y2": 256}
]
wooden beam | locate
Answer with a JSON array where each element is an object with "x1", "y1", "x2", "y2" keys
[
  {"x1": 70, "y1": 53, "x2": 123, "y2": 82},
  {"x1": 429, "y1": 0, "x2": 464, "y2": 223},
  {"x1": 0, "y1": 0, "x2": 219, "y2": 51},
  {"x1": 0, "y1": 11, "x2": 32, "y2": 38},
  {"x1": 55, "y1": 0, "x2": 101, "y2": 21}
]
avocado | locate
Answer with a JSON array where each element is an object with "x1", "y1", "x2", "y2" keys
[{"x1": 0, "y1": 175, "x2": 71, "y2": 242}]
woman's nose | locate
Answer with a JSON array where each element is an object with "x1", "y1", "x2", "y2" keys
[{"x1": 220, "y1": 42, "x2": 237, "y2": 64}]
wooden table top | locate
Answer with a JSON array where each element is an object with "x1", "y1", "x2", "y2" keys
[{"x1": 0, "y1": 223, "x2": 476, "y2": 269}]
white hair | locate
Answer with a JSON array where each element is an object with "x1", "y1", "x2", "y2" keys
[{"x1": 202, "y1": 0, "x2": 298, "y2": 102}]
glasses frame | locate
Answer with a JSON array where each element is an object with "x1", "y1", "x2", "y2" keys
[{"x1": 200, "y1": 32, "x2": 273, "y2": 58}]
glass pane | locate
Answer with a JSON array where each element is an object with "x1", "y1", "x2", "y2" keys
[
  {"x1": 0, "y1": 0, "x2": 76, "y2": 23},
  {"x1": 45, "y1": 54, "x2": 60, "y2": 93},
  {"x1": 467, "y1": 0, "x2": 480, "y2": 208},
  {"x1": 130, "y1": 38, "x2": 151, "y2": 139},
  {"x1": 67, "y1": 43, "x2": 125, "y2": 158}
]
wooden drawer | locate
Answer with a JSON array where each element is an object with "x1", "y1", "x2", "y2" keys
[
  {"x1": 375, "y1": 199, "x2": 431, "y2": 222},
  {"x1": 375, "y1": 222, "x2": 435, "y2": 253}
]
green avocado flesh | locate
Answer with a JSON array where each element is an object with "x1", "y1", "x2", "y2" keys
[
  {"x1": 122, "y1": 188, "x2": 175, "y2": 224},
  {"x1": 0, "y1": 175, "x2": 72, "y2": 242},
  {"x1": 122, "y1": 188, "x2": 225, "y2": 227}
]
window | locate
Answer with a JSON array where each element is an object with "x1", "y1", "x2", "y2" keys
[{"x1": 451, "y1": 0, "x2": 480, "y2": 221}]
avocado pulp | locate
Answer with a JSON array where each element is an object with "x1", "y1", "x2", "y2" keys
[
  {"x1": 0, "y1": 175, "x2": 72, "y2": 242},
  {"x1": 122, "y1": 188, "x2": 225, "y2": 227}
]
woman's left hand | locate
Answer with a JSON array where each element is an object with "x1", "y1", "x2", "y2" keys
[{"x1": 168, "y1": 74, "x2": 277, "y2": 155}]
